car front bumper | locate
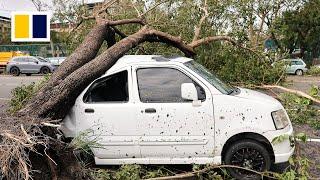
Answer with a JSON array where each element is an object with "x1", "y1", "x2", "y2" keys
[
  {"x1": 263, "y1": 124, "x2": 295, "y2": 163},
  {"x1": 274, "y1": 146, "x2": 295, "y2": 163}
]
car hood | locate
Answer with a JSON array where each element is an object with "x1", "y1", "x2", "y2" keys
[{"x1": 235, "y1": 88, "x2": 282, "y2": 106}]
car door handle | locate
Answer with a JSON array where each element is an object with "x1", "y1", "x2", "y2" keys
[
  {"x1": 85, "y1": 108, "x2": 94, "y2": 113},
  {"x1": 145, "y1": 108, "x2": 156, "y2": 113}
]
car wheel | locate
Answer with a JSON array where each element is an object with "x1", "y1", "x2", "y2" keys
[
  {"x1": 26, "y1": 73, "x2": 32, "y2": 76},
  {"x1": 224, "y1": 139, "x2": 271, "y2": 180},
  {"x1": 10, "y1": 67, "x2": 20, "y2": 76},
  {"x1": 295, "y1": 69, "x2": 303, "y2": 76},
  {"x1": 40, "y1": 67, "x2": 50, "y2": 74}
]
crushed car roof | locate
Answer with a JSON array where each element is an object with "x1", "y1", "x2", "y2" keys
[{"x1": 107, "y1": 55, "x2": 193, "y2": 73}]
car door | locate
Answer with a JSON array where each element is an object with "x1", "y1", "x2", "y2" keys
[
  {"x1": 132, "y1": 65, "x2": 215, "y2": 159},
  {"x1": 15, "y1": 57, "x2": 30, "y2": 73},
  {"x1": 28, "y1": 57, "x2": 41, "y2": 73},
  {"x1": 71, "y1": 67, "x2": 140, "y2": 159},
  {"x1": 289, "y1": 60, "x2": 298, "y2": 74},
  {"x1": 283, "y1": 60, "x2": 292, "y2": 74},
  {"x1": 295, "y1": 60, "x2": 305, "y2": 70}
]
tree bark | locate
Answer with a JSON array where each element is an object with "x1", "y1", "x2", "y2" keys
[{"x1": 18, "y1": 23, "x2": 110, "y2": 117}]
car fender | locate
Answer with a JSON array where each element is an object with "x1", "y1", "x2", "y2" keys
[{"x1": 214, "y1": 126, "x2": 268, "y2": 156}]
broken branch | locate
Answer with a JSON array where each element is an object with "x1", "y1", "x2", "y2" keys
[
  {"x1": 261, "y1": 85, "x2": 320, "y2": 105},
  {"x1": 147, "y1": 164, "x2": 277, "y2": 180},
  {"x1": 189, "y1": 35, "x2": 236, "y2": 48},
  {"x1": 192, "y1": 0, "x2": 209, "y2": 42}
]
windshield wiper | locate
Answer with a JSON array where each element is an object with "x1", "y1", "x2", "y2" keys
[
  {"x1": 227, "y1": 87, "x2": 240, "y2": 95},
  {"x1": 227, "y1": 89, "x2": 234, "y2": 95}
]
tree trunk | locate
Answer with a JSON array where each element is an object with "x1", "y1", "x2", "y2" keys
[
  {"x1": 19, "y1": 26, "x2": 195, "y2": 119},
  {"x1": 18, "y1": 23, "x2": 110, "y2": 117}
]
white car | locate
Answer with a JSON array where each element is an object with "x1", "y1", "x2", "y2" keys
[
  {"x1": 61, "y1": 55, "x2": 294, "y2": 179},
  {"x1": 272, "y1": 59, "x2": 308, "y2": 75}
]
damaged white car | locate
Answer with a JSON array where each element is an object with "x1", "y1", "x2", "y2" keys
[{"x1": 60, "y1": 55, "x2": 294, "y2": 179}]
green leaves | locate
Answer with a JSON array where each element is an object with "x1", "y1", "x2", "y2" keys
[
  {"x1": 272, "y1": 134, "x2": 290, "y2": 145},
  {"x1": 295, "y1": 132, "x2": 307, "y2": 143},
  {"x1": 272, "y1": 133, "x2": 307, "y2": 145},
  {"x1": 309, "y1": 85, "x2": 319, "y2": 98},
  {"x1": 8, "y1": 74, "x2": 50, "y2": 114},
  {"x1": 279, "y1": 92, "x2": 320, "y2": 129},
  {"x1": 275, "y1": 0, "x2": 320, "y2": 59},
  {"x1": 307, "y1": 66, "x2": 320, "y2": 76}
]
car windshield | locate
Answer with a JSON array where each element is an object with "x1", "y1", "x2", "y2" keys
[{"x1": 184, "y1": 61, "x2": 234, "y2": 95}]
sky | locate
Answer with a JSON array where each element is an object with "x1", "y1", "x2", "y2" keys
[{"x1": 0, "y1": 0, "x2": 102, "y2": 18}]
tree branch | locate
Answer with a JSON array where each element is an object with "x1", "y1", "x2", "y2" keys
[
  {"x1": 147, "y1": 164, "x2": 277, "y2": 180},
  {"x1": 112, "y1": 27, "x2": 127, "y2": 38},
  {"x1": 189, "y1": 35, "x2": 236, "y2": 48},
  {"x1": 102, "y1": 18, "x2": 146, "y2": 26},
  {"x1": 192, "y1": 0, "x2": 208, "y2": 42},
  {"x1": 146, "y1": 29, "x2": 196, "y2": 57},
  {"x1": 140, "y1": 0, "x2": 170, "y2": 18},
  {"x1": 188, "y1": 35, "x2": 260, "y2": 56},
  {"x1": 261, "y1": 85, "x2": 320, "y2": 105}
]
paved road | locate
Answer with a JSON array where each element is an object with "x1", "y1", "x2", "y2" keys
[
  {"x1": 286, "y1": 76, "x2": 320, "y2": 93},
  {"x1": 0, "y1": 75, "x2": 42, "y2": 113}
]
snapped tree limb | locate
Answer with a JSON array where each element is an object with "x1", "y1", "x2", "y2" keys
[{"x1": 261, "y1": 85, "x2": 320, "y2": 105}]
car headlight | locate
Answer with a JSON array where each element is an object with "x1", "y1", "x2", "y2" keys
[{"x1": 271, "y1": 109, "x2": 289, "y2": 129}]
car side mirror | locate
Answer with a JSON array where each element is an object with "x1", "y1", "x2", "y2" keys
[
  {"x1": 181, "y1": 83, "x2": 201, "y2": 106},
  {"x1": 34, "y1": 61, "x2": 38, "y2": 64}
]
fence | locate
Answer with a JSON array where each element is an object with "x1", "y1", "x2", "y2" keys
[{"x1": 0, "y1": 44, "x2": 67, "y2": 58}]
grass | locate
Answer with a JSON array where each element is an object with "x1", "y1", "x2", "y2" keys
[{"x1": 8, "y1": 74, "x2": 50, "y2": 114}]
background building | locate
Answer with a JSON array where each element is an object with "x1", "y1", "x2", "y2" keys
[
  {"x1": 0, "y1": 16, "x2": 10, "y2": 34},
  {"x1": 0, "y1": 15, "x2": 11, "y2": 44}
]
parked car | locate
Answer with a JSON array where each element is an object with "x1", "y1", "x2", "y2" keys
[
  {"x1": 60, "y1": 55, "x2": 294, "y2": 179},
  {"x1": 6, "y1": 56, "x2": 56, "y2": 76},
  {"x1": 45, "y1": 57, "x2": 66, "y2": 66},
  {"x1": 272, "y1": 58, "x2": 308, "y2": 75},
  {"x1": 0, "y1": 51, "x2": 29, "y2": 73}
]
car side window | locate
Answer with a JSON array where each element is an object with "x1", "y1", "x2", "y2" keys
[
  {"x1": 83, "y1": 70, "x2": 129, "y2": 103},
  {"x1": 12, "y1": 58, "x2": 19, "y2": 62},
  {"x1": 290, "y1": 61, "x2": 296, "y2": 66},
  {"x1": 29, "y1": 58, "x2": 38, "y2": 63},
  {"x1": 14, "y1": 58, "x2": 26, "y2": 62},
  {"x1": 296, "y1": 61, "x2": 303, "y2": 65},
  {"x1": 137, "y1": 67, "x2": 206, "y2": 103}
]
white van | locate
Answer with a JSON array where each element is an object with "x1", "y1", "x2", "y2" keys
[{"x1": 60, "y1": 55, "x2": 294, "y2": 179}]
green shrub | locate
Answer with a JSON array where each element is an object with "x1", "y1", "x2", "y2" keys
[
  {"x1": 307, "y1": 66, "x2": 320, "y2": 76},
  {"x1": 8, "y1": 74, "x2": 50, "y2": 114},
  {"x1": 195, "y1": 44, "x2": 286, "y2": 85},
  {"x1": 279, "y1": 92, "x2": 320, "y2": 129},
  {"x1": 9, "y1": 83, "x2": 36, "y2": 114}
]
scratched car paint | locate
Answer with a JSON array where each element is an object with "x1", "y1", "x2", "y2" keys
[{"x1": 60, "y1": 55, "x2": 294, "y2": 178}]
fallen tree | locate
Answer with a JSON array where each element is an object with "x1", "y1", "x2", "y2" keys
[{"x1": 1, "y1": 1, "x2": 247, "y2": 179}]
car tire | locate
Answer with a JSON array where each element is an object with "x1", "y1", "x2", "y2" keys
[
  {"x1": 295, "y1": 69, "x2": 303, "y2": 76},
  {"x1": 40, "y1": 67, "x2": 50, "y2": 74},
  {"x1": 224, "y1": 139, "x2": 271, "y2": 180},
  {"x1": 26, "y1": 73, "x2": 32, "y2": 76},
  {"x1": 10, "y1": 67, "x2": 20, "y2": 76}
]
